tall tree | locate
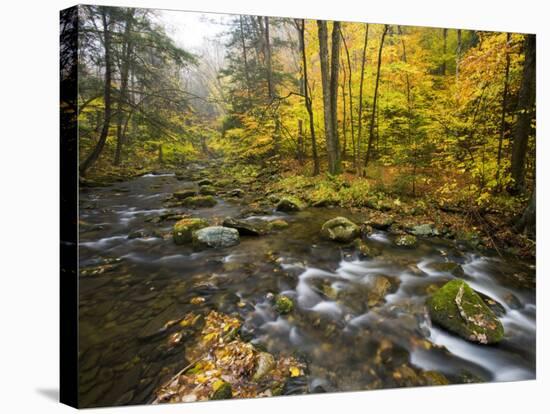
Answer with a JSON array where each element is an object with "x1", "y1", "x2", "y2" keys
[
  {"x1": 510, "y1": 34, "x2": 536, "y2": 193},
  {"x1": 317, "y1": 20, "x2": 342, "y2": 175},
  {"x1": 364, "y1": 24, "x2": 388, "y2": 169},
  {"x1": 80, "y1": 6, "x2": 112, "y2": 176},
  {"x1": 356, "y1": 24, "x2": 369, "y2": 171},
  {"x1": 295, "y1": 19, "x2": 319, "y2": 175},
  {"x1": 495, "y1": 32, "x2": 511, "y2": 186},
  {"x1": 340, "y1": 26, "x2": 355, "y2": 162}
]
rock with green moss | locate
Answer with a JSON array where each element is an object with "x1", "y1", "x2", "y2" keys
[
  {"x1": 197, "y1": 178, "x2": 213, "y2": 186},
  {"x1": 354, "y1": 239, "x2": 380, "y2": 258},
  {"x1": 192, "y1": 226, "x2": 240, "y2": 248},
  {"x1": 210, "y1": 381, "x2": 232, "y2": 400},
  {"x1": 173, "y1": 218, "x2": 209, "y2": 245},
  {"x1": 427, "y1": 261, "x2": 464, "y2": 277},
  {"x1": 366, "y1": 215, "x2": 394, "y2": 230},
  {"x1": 422, "y1": 371, "x2": 450, "y2": 386},
  {"x1": 270, "y1": 219, "x2": 289, "y2": 230},
  {"x1": 275, "y1": 197, "x2": 304, "y2": 212},
  {"x1": 410, "y1": 224, "x2": 439, "y2": 237},
  {"x1": 182, "y1": 195, "x2": 217, "y2": 208},
  {"x1": 395, "y1": 234, "x2": 418, "y2": 248},
  {"x1": 199, "y1": 185, "x2": 217, "y2": 196},
  {"x1": 321, "y1": 217, "x2": 360, "y2": 243},
  {"x1": 426, "y1": 279, "x2": 504, "y2": 344},
  {"x1": 252, "y1": 352, "x2": 276, "y2": 381},
  {"x1": 275, "y1": 295, "x2": 294, "y2": 314},
  {"x1": 223, "y1": 217, "x2": 268, "y2": 236},
  {"x1": 173, "y1": 189, "x2": 196, "y2": 200}
]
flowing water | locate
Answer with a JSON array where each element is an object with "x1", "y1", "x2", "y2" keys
[{"x1": 78, "y1": 169, "x2": 536, "y2": 407}]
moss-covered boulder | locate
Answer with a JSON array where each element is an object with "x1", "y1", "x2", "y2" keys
[
  {"x1": 252, "y1": 352, "x2": 276, "y2": 382},
  {"x1": 173, "y1": 189, "x2": 196, "y2": 200},
  {"x1": 198, "y1": 178, "x2": 213, "y2": 186},
  {"x1": 270, "y1": 219, "x2": 289, "y2": 230},
  {"x1": 275, "y1": 295, "x2": 294, "y2": 314},
  {"x1": 410, "y1": 224, "x2": 439, "y2": 237},
  {"x1": 199, "y1": 185, "x2": 217, "y2": 196},
  {"x1": 427, "y1": 261, "x2": 464, "y2": 277},
  {"x1": 395, "y1": 234, "x2": 418, "y2": 248},
  {"x1": 182, "y1": 195, "x2": 217, "y2": 208},
  {"x1": 366, "y1": 215, "x2": 394, "y2": 230},
  {"x1": 426, "y1": 279, "x2": 504, "y2": 344},
  {"x1": 173, "y1": 218, "x2": 209, "y2": 245},
  {"x1": 192, "y1": 226, "x2": 240, "y2": 248},
  {"x1": 275, "y1": 196, "x2": 304, "y2": 212},
  {"x1": 321, "y1": 217, "x2": 360, "y2": 243}
]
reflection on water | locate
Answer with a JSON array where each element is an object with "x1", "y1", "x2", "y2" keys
[{"x1": 78, "y1": 171, "x2": 536, "y2": 407}]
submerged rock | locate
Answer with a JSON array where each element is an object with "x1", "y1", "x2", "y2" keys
[
  {"x1": 182, "y1": 195, "x2": 217, "y2": 208},
  {"x1": 395, "y1": 234, "x2": 418, "y2": 248},
  {"x1": 192, "y1": 226, "x2": 240, "y2": 248},
  {"x1": 275, "y1": 197, "x2": 304, "y2": 212},
  {"x1": 354, "y1": 239, "x2": 380, "y2": 258},
  {"x1": 427, "y1": 261, "x2": 464, "y2": 277},
  {"x1": 223, "y1": 217, "x2": 268, "y2": 236},
  {"x1": 275, "y1": 295, "x2": 294, "y2": 314},
  {"x1": 173, "y1": 218, "x2": 209, "y2": 245},
  {"x1": 426, "y1": 279, "x2": 504, "y2": 344},
  {"x1": 270, "y1": 219, "x2": 289, "y2": 230},
  {"x1": 320, "y1": 217, "x2": 360, "y2": 243}
]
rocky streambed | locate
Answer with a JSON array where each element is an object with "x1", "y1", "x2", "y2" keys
[{"x1": 78, "y1": 162, "x2": 536, "y2": 407}]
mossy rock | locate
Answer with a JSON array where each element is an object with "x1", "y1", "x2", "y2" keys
[
  {"x1": 410, "y1": 224, "x2": 439, "y2": 237},
  {"x1": 222, "y1": 217, "x2": 268, "y2": 236},
  {"x1": 275, "y1": 196, "x2": 305, "y2": 212},
  {"x1": 426, "y1": 279, "x2": 504, "y2": 344},
  {"x1": 354, "y1": 239, "x2": 380, "y2": 258},
  {"x1": 366, "y1": 215, "x2": 394, "y2": 230},
  {"x1": 197, "y1": 178, "x2": 213, "y2": 186},
  {"x1": 182, "y1": 195, "x2": 217, "y2": 208},
  {"x1": 270, "y1": 219, "x2": 289, "y2": 230},
  {"x1": 320, "y1": 217, "x2": 360, "y2": 243},
  {"x1": 173, "y1": 218, "x2": 209, "y2": 245},
  {"x1": 199, "y1": 185, "x2": 217, "y2": 196},
  {"x1": 211, "y1": 381, "x2": 232, "y2": 400},
  {"x1": 275, "y1": 295, "x2": 294, "y2": 314},
  {"x1": 192, "y1": 226, "x2": 240, "y2": 248},
  {"x1": 173, "y1": 189, "x2": 196, "y2": 200},
  {"x1": 422, "y1": 371, "x2": 450, "y2": 386},
  {"x1": 395, "y1": 234, "x2": 418, "y2": 248}
]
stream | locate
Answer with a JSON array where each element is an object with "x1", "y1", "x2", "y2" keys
[{"x1": 78, "y1": 166, "x2": 536, "y2": 407}]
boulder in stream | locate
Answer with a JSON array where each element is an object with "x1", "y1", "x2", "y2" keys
[
  {"x1": 197, "y1": 178, "x2": 213, "y2": 187},
  {"x1": 173, "y1": 189, "x2": 196, "y2": 200},
  {"x1": 395, "y1": 234, "x2": 418, "y2": 248},
  {"x1": 192, "y1": 226, "x2": 240, "y2": 248},
  {"x1": 222, "y1": 217, "x2": 268, "y2": 236},
  {"x1": 274, "y1": 295, "x2": 294, "y2": 314},
  {"x1": 173, "y1": 218, "x2": 209, "y2": 245},
  {"x1": 182, "y1": 195, "x2": 217, "y2": 208},
  {"x1": 321, "y1": 216, "x2": 360, "y2": 243},
  {"x1": 199, "y1": 185, "x2": 217, "y2": 196},
  {"x1": 275, "y1": 196, "x2": 304, "y2": 212},
  {"x1": 410, "y1": 223, "x2": 439, "y2": 237},
  {"x1": 426, "y1": 279, "x2": 504, "y2": 344}
]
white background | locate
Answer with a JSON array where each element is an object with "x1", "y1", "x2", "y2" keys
[{"x1": 0, "y1": 0, "x2": 548, "y2": 412}]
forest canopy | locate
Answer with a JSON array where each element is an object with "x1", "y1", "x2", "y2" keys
[{"x1": 74, "y1": 5, "x2": 536, "y2": 246}]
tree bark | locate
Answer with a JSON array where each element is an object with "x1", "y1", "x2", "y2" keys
[
  {"x1": 340, "y1": 27, "x2": 355, "y2": 163},
  {"x1": 510, "y1": 34, "x2": 536, "y2": 193},
  {"x1": 496, "y1": 33, "x2": 511, "y2": 186},
  {"x1": 239, "y1": 16, "x2": 252, "y2": 102},
  {"x1": 356, "y1": 24, "x2": 369, "y2": 172},
  {"x1": 364, "y1": 25, "x2": 388, "y2": 169},
  {"x1": 80, "y1": 7, "x2": 112, "y2": 176},
  {"x1": 296, "y1": 19, "x2": 319, "y2": 175},
  {"x1": 114, "y1": 9, "x2": 134, "y2": 166},
  {"x1": 456, "y1": 29, "x2": 462, "y2": 80},
  {"x1": 441, "y1": 28, "x2": 447, "y2": 75},
  {"x1": 329, "y1": 21, "x2": 342, "y2": 174}
]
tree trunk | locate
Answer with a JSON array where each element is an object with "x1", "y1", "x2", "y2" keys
[
  {"x1": 80, "y1": 7, "x2": 112, "y2": 176},
  {"x1": 441, "y1": 28, "x2": 447, "y2": 75},
  {"x1": 297, "y1": 119, "x2": 304, "y2": 164},
  {"x1": 114, "y1": 9, "x2": 134, "y2": 166},
  {"x1": 364, "y1": 25, "x2": 388, "y2": 169},
  {"x1": 340, "y1": 27, "x2": 355, "y2": 164},
  {"x1": 264, "y1": 17, "x2": 279, "y2": 154},
  {"x1": 356, "y1": 24, "x2": 369, "y2": 172},
  {"x1": 296, "y1": 19, "x2": 319, "y2": 175},
  {"x1": 514, "y1": 186, "x2": 535, "y2": 238},
  {"x1": 329, "y1": 21, "x2": 342, "y2": 174},
  {"x1": 239, "y1": 16, "x2": 252, "y2": 102},
  {"x1": 496, "y1": 33, "x2": 511, "y2": 186},
  {"x1": 341, "y1": 67, "x2": 347, "y2": 157},
  {"x1": 317, "y1": 20, "x2": 335, "y2": 173},
  {"x1": 510, "y1": 34, "x2": 536, "y2": 193}
]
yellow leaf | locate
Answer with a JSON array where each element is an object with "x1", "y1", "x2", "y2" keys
[
  {"x1": 212, "y1": 379, "x2": 225, "y2": 391},
  {"x1": 289, "y1": 366, "x2": 301, "y2": 377}
]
